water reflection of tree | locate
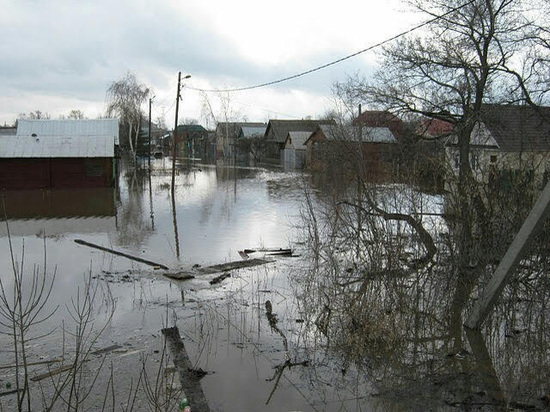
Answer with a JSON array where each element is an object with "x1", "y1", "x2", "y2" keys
[
  {"x1": 116, "y1": 162, "x2": 151, "y2": 247},
  {"x1": 297, "y1": 172, "x2": 550, "y2": 409}
]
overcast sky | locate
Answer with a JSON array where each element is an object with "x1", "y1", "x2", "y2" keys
[{"x1": 1, "y1": 0, "x2": 418, "y2": 127}]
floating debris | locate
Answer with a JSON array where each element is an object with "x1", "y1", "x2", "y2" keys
[{"x1": 209, "y1": 272, "x2": 231, "y2": 285}]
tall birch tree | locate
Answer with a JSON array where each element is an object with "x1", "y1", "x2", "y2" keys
[{"x1": 106, "y1": 72, "x2": 150, "y2": 159}]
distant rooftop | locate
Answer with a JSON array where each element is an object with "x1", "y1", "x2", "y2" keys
[
  {"x1": 240, "y1": 125, "x2": 267, "y2": 138},
  {"x1": 0, "y1": 127, "x2": 17, "y2": 136},
  {"x1": 318, "y1": 124, "x2": 397, "y2": 143},
  {"x1": 267, "y1": 119, "x2": 336, "y2": 143}
]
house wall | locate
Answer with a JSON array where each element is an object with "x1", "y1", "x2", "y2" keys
[
  {"x1": 263, "y1": 127, "x2": 282, "y2": 162},
  {"x1": 0, "y1": 158, "x2": 114, "y2": 189},
  {"x1": 306, "y1": 135, "x2": 398, "y2": 179},
  {"x1": 446, "y1": 146, "x2": 550, "y2": 189},
  {"x1": 0, "y1": 188, "x2": 116, "y2": 219},
  {"x1": 283, "y1": 148, "x2": 306, "y2": 170}
]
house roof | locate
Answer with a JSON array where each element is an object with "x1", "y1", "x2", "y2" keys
[
  {"x1": 479, "y1": 104, "x2": 550, "y2": 152},
  {"x1": 240, "y1": 125, "x2": 267, "y2": 138},
  {"x1": 176, "y1": 124, "x2": 208, "y2": 133},
  {"x1": 216, "y1": 122, "x2": 266, "y2": 138},
  {"x1": 266, "y1": 119, "x2": 336, "y2": 143},
  {"x1": 0, "y1": 135, "x2": 115, "y2": 158},
  {"x1": 285, "y1": 131, "x2": 311, "y2": 149},
  {"x1": 418, "y1": 118, "x2": 454, "y2": 138},
  {"x1": 315, "y1": 124, "x2": 397, "y2": 143},
  {"x1": 17, "y1": 119, "x2": 120, "y2": 145},
  {"x1": 353, "y1": 111, "x2": 403, "y2": 138},
  {"x1": 0, "y1": 127, "x2": 16, "y2": 136}
]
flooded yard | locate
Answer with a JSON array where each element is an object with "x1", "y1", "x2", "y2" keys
[{"x1": 0, "y1": 159, "x2": 549, "y2": 411}]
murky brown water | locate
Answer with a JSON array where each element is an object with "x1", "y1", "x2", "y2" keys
[{"x1": 0, "y1": 158, "x2": 548, "y2": 411}]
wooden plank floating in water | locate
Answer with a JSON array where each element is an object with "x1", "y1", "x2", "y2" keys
[
  {"x1": 75, "y1": 239, "x2": 271, "y2": 281},
  {"x1": 161, "y1": 326, "x2": 210, "y2": 412},
  {"x1": 209, "y1": 273, "x2": 231, "y2": 285},
  {"x1": 163, "y1": 272, "x2": 195, "y2": 281},
  {"x1": 243, "y1": 248, "x2": 293, "y2": 256},
  {"x1": 163, "y1": 259, "x2": 271, "y2": 281},
  {"x1": 74, "y1": 239, "x2": 169, "y2": 270},
  {"x1": 31, "y1": 365, "x2": 74, "y2": 382},
  {"x1": 196, "y1": 258, "x2": 270, "y2": 275}
]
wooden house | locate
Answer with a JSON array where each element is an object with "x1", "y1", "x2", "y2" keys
[
  {"x1": 446, "y1": 104, "x2": 550, "y2": 189},
  {"x1": 215, "y1": 122, "x2": 266, "y2": 164},
  {"x1": 237, "y1": 124, "x2": 268, "y2": 165},
  {"x1": 264, "y1": 119, "x2": 335, "y2": 165},
  {"x1": 0, "y1": 119, "x2": 119, "y2": 189},
  {"x1": 176, "y1": 124, "x2": 211, "y2": 160},
  {"x1": 283, "y1": 131, "x2": 310, "y2": 170},
  {"x1": 305, "y1": 123, "x2": 399, "y2": 179}
]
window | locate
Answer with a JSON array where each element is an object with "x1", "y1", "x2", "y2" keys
[{"x1": 470, "y1": 154, "x2": 479, "y2": 170}]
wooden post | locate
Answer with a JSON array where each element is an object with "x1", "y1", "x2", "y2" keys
[{"x1": 465, "y1": 179, "x2": 550, "y2": 329}]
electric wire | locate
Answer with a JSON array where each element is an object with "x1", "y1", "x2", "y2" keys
[{"x1": 188, "y1": 0, "x2": 475, "y2": 94}]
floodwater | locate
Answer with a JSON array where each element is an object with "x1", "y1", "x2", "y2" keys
[{"x1": 0, "y1": 158, "x2": 549, "y2": 411}]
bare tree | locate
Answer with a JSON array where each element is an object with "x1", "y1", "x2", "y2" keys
[
  {"x1": 67, "y1": 110, "x2": 86, "y2": 120},
  {"x1": 18, "y1": 111, "x2": 51, "y2": 120},
  {"x1": 106, "y1": 72, "x2": 150, "y2": 159},
  {"x1": 339, "y1": 0, "x2": 543, "y2": 276},
  {"x1": 296, "y1": 1, "x2": 550, "y2": 372}
]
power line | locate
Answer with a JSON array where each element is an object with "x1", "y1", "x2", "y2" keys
[{"x1": 189, "y1": 0, "x2": 474, "y2": 94}]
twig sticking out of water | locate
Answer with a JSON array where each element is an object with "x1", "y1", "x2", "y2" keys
[{"x1": 264, "y1": 300, "x2": 310, "y2": 405}]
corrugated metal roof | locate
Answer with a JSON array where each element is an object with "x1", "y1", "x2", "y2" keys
[
  {"x1": 17, "y1": 119, "x2": 119, "y2": 145},
  {"x1": 0, "y1": 135, "x2": 115, "y2": 158}
]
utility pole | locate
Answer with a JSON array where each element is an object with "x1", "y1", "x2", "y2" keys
[
  {"x1": 148, "y1": 97, "x2": 153, "y2": 170},
  {"x1": 171, "y1": 72, "x2": 191, "y2": 194},
  {"x1": 465, "y1": 178, "x2": 550, "y2": 329},
  {"x1": 171, "y1": 72, "x2": 182, "y2": 193}
]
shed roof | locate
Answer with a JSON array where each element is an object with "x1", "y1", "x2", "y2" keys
[
  {"x1": 317, "y1": 124, "x2": 397, "y2": 143},
  {"x1": 17, "y1": 119, "x2": 120, "y2": 145},
  {"x1": 0, "y1": 135, "x2": 115, "y2": 158}
]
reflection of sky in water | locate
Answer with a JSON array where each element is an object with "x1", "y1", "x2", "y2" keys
[
  {"x1": 115, "y1": 165, "x2": 303, "y2": 267},
  {"x1": 0, "y1": 162, "x2": 305, "y2": 311}
]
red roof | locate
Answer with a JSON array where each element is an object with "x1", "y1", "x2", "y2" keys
[
  {"x1": 353, "y1": 111, "x2": 403, "y2": 138},
  {"x1": 418, "y1": 118, "x2": 454, "y2": 138}
]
